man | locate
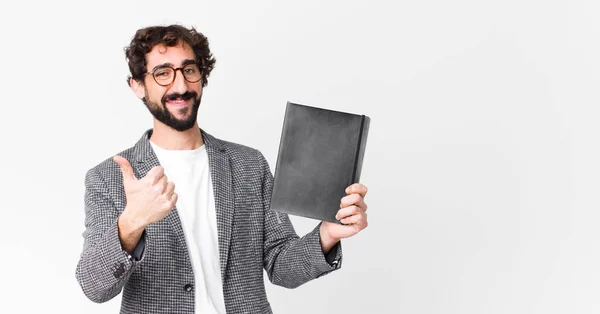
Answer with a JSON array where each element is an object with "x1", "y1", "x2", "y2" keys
[{"x1": 76, "y1": 24, "x2": 369, "y2": 314}]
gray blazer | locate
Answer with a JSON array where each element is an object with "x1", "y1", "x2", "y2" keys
[{"x1": 75, "y1": 129, "x2": 343, "y2": 314}]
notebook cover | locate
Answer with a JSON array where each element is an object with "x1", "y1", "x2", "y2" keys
[{"x1": 269, "y1": 101, "x2": 370, "y2": 223}]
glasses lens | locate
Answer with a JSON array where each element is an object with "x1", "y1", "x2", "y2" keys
[
  {"x1": 153, "y1": 67, "x2": 174, "y2": 85},
  {"x1": 182, "y1": 64, "x2": 202, "y2": 83}
]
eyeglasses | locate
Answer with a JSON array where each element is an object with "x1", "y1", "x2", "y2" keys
[{"x1": 144, "y1": 64, "x2": 202, "y2": 86}]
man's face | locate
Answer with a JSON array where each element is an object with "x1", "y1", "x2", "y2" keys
[{"x1": 132, "y1": 41, "x2": 203, "y2": 132}]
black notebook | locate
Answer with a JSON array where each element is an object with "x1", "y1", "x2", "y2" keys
[{"x1": 269, "y1": 101, "x2": 370, "y2": 223}]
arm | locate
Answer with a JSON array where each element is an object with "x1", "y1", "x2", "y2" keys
[
  {"x1": 75, "y1": 167, "x2": 145, "y2": 303},
  {"x1": 258, "y1": 151, "x2": 343, "y2": 289}
]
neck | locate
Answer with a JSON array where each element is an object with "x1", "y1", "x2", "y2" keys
[{"x1": 149, "y1": 119, "x2": 204, "y2": 150}]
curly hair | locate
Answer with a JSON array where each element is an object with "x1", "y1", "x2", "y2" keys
[{"x1": 125, "y1": 24, "x2": 216, "y2": 87}]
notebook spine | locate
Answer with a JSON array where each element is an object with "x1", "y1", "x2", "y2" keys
[{"x1": 351, "y1": 115, "x2": 370, "y2": 184}]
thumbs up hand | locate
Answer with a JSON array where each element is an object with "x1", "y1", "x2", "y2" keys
[{"x1": 113, "y1": 155, "x2": 178, "y2": 230}]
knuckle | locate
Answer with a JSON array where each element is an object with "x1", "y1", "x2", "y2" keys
[{"x1": 341, "y1": 195, "x2": 349, "y2": 203}]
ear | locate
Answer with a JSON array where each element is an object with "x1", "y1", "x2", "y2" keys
[{"x1": 130, "y1": 77, "x2": 146, "y2": 99}]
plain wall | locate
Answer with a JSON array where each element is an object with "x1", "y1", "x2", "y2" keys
[{"x1": 1, "y1": 0, "x2": 599, "y2": 313}]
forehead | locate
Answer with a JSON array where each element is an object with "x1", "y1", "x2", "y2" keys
[{"x1": 145, "y1": 41, "x2": 196, "y2": 70}]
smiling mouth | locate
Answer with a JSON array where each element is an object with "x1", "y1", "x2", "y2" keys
[
  {"x1": 163, "y1": 91, "x2": 196, "y2": 108},
  {"x1": 166, "y1": 98, "x2": 190, "y2": 107}
]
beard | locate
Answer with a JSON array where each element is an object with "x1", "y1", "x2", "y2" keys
[{"x1": 142, "y1": 90, "x2": 201, "y2": 132}]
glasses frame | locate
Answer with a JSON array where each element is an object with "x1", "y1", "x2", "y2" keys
[{"x1": 144, "y1": 64, "x2": 202, "y2": 86}]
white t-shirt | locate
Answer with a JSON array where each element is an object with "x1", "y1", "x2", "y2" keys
[{"x1": 150, "y1": 141, "x2": 226, "y2": 314}]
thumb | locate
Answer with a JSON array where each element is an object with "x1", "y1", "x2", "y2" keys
[{"x1": 113, "y1": 155, "x2": 136, "y2": 184}]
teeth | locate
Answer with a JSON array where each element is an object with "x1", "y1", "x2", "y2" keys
[{"x1": 168, "y1": 99, "x2": 187, "y2": 105}]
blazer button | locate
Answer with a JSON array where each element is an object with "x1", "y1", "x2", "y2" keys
[{"x1": 184, "y1": 284, "x2": 194, "y2": 292}]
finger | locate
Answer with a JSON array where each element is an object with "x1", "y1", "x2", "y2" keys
[
  {"x1": 345, "y1": 183, "x2": 368, "y2": 198},
  {"x1": 113, "y1": 156, "x2": 136, "y2": 184},
  {"x1": 340, "y1": 194, "x2": 368, "y2": 212},
  {"x1": 154, "y1": 175, "x2": 168, "y2": 194},
  {"x1": 146, "y1": 166, "x2": 165, "y2": 185},
  {"x1": 335, "y1": 205, "x2": 362, "y2": 220},
  {"x1": 157, "y1": 173, "x2": 168, "y2": 186},
  {"x1": 164, "y1": 181, "x2": 175, "y2": 198},
  {"x1": 339, "y1": 212, "x2": 368, "y2": 228},
  {"x1": 168, "y1": 192, "x2": 178, "y2": 208}
]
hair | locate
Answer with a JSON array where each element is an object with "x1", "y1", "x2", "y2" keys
[{"x1": 124, "y1": 24, "x2": 216, "y2": 87}]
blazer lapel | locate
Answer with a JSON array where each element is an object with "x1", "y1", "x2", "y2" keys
[
  {"x1": 202, "y1": 130, "x2": 235, "y2": 282},
  {"x1": 131, "y1": 130, "x2": 189, "y2": 264},
  {"x1": 131, "y1": 128, "x2": 235, "y2": 282}
]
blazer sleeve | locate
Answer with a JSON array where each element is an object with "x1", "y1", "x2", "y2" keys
[
  {"x1": 258, "y1": 151, "x2": 343, "y2": 289},
  {"x1": 75, "y1": 166, "x2": 145, "y2": 303}
]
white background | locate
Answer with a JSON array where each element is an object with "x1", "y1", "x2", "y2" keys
[{"x1": 1, "y1": 0, "x2": 599, "y2": 313}]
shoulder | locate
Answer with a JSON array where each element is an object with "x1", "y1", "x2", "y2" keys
[
  {"x1": 84, "y1": 145, "x2": 136, "y2": 186},
  {"x1": 85, "y1": 129, "x2": 152, "y2": 182},
  {"x1": 224, "y1": 139, "x2": 264, "y2": 161},
  {"x1": 206, "y1": 132, "x2": 270, "y2": 173},
  {"x1": 205, "y1": 132, "x2": 267, "y2": 163}
]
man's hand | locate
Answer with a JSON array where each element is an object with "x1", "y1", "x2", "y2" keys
[
  {"x1": 113, "y1": 155, "x2": 178, "y2": 253},
  {"x1": 319, "y1": 183, "x2": 369, "y2": 253}
]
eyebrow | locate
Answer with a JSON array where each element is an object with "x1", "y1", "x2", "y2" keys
[{"x1": 150, "y1": 59, "x2": 197, "y2": 72}]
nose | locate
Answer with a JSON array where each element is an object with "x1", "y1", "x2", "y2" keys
[{"x1": 169, "y1": 68, "x2": 188, "y2": 94}]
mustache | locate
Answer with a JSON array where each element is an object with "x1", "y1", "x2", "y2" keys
[{"x1": 162, "y1": 91, "x2": 198, "y2": 103}]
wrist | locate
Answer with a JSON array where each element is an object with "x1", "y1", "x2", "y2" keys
[
  {"x1": 119, "y1": 209, "x2": 146, "y2": 234},
  {"x1": 118, "y1": 211, "x2": 146, "y2": 254},
  {"x1": 319, "y1": 222, "x2": 340, "y2": 254}
]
